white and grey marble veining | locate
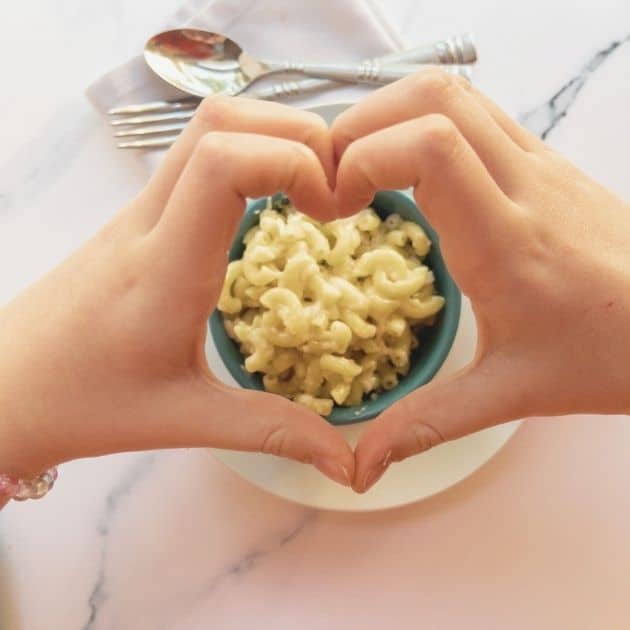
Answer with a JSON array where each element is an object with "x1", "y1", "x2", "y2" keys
[
  {"x1": 81, "y1": 454, "x2": 157, "y2": 630},
  {"x1": 173, "y1": 510, "x2": 317, "y2": 626},
  {"x1": 0, "y1": 100, "x2": 94, "y2": 217},
  {"x1": 520, "y1": 33, "x2": 630, "y2": 138},
  {"x1": 2, "y1": 1, "x2": 630, "y2": 629},
  {"x1": 81, "y1": 454, "x2": 316, "y2": 630}
]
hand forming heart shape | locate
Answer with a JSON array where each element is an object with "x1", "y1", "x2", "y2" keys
[{"x1": 3, "y1": 69, "x2": 630, "y2": 494}]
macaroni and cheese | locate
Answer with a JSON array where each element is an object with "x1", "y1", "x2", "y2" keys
[{"x1": 218, "y1": 197, "x2": 445, "y2": 416}]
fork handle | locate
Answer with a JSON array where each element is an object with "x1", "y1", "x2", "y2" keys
[{"x1": 381, "y1": 32, "x2": 477, "y2": 65}]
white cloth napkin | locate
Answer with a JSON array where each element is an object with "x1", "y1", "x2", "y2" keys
[{"x1": 87, "y1": 0, "x2": 404, "y2": 170}]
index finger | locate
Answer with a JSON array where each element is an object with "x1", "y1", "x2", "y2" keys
[
  {"x1": 335, "y1": 114, "x2": 521, "y2": 284},
  {"x1": 151, "y1": 131, "x2": 336, "y2": 291},
  {"x1": 331, "y1": 69, "x2": 540, "y2": 192},
  {"x1": 141, "y1": 96, "x2": 335, "y2": 222}
]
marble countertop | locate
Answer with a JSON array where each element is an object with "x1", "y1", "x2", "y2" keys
[{"x1": 2, "y1": 1, "x2": 630, "y2": 628}]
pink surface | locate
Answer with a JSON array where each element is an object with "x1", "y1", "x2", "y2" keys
[
  {"x1": 190, "y1": 416, "x2": 630, "y2": 629},
  {"x1": 5, "y1": 415, "x2": 629, "y2": 629}
]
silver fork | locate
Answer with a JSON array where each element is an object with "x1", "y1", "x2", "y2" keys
[{"x1": 109, "y1": 33, "x2": 476, "y2": 149}]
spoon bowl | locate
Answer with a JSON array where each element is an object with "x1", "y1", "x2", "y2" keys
[{"x1": 144, "y1": 29, "x2": 250, "y2": 97}]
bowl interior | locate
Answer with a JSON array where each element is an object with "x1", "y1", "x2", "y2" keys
[{"x1": 210, "y1": 190, "x2": 461, "y2": 425}]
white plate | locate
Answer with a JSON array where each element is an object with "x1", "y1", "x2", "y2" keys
[
  {"x1": 207, "y1": 296, "x2": 520, "y2": 512},
  {"x1": 205, "y1": 102, "x2": 521, "y2": 512}
]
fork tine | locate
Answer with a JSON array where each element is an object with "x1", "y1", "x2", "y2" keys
[
  {"x1": 108, "y1": 98, "x2": 199, "y2": 115},
  {"x1": 110, "y1": 110, "x2": 196, "y2": 126},
  {"x1": 117, "y1": 134, "x2": 180, "y2": 149},
  {"x1": 114, "y1": 122, "x2": 188, "y2": 137}
]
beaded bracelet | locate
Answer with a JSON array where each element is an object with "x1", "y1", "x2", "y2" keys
[{"x1": 0, "y1": 467, "x2": 58, "y2": 501}]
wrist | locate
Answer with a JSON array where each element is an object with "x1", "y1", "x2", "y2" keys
[
  {"x1": 588, "y1": 287, "x2": 630, "y2": 415},
  {"x1": 0, "y1": 305, "x2": 62, "y2": 479},
  {"x1": 0, "y1": 395, "x2": 56, "y2": 480},
  {"x1": 611, "y1": 287, "x2": 630, "y2": 414}
]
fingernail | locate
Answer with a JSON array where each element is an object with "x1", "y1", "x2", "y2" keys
[
  {"x1": 361, "y1": 450, "x2": 392, "y2": 493},
  {"x1": 382, "y1": 449, "x2": 392, "y2": 468},
  {"x1": 313, "y1": 458, "x2": 351, "y2": 487}
]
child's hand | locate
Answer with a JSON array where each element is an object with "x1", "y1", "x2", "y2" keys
[
  {"x1": 331, "y1": 69, "x2": 630, "y2": 492},
  {"x1": 3, "y1": 70, "x2": 629, "y2": 496},
  {"x1": 0, "y1": 97, "x2": 354, "y2": 487}
]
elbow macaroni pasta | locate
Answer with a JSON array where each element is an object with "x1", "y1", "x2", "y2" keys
[{"x1": 218, "y1": 197, "x2": 445, "y2": 417}]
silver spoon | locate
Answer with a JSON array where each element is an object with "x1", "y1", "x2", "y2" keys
[{"x1": 144, "y1": 29, "x2": 473, "y2": 98}]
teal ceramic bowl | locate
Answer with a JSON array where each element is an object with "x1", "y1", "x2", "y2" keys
[{"x1": 210, "y1": 190, "x2": 461, "y2": 425}]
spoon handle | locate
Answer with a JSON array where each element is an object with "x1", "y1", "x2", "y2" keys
[
  {"x1": 267, "y1": 61, "x2": 471, "y2": 85},
  {"x1": 261, "y1": 32, "x2": 476, "y2": 74},
  {"x1": 249, "y1": 33, "x2": 475, "y2": 100},
  {"x1": 248, "y1": 64, "x2": 470, "y2": 101}
]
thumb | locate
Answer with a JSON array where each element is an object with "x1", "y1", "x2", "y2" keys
[
  {"x1": 353, "y1": 359, "x2": 522, "y2": 493},
  {"x1": 131, "y1": 378, "x2": 355, "y2": 487}
]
